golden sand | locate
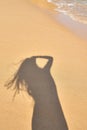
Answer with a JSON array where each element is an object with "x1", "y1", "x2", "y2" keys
[{"x1": 0, "y1": 0, "x2": 87, "y2": 130}]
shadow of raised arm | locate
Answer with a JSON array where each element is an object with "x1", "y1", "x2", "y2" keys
[{"x1": 31, "y1": 56, "x2": 53, "y2": 70}]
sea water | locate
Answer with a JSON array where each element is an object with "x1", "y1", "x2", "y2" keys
[{"x1": 47, "y1": 0, "x2": 87, "y2": 24}]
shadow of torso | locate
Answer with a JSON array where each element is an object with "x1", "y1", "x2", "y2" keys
[{"x1": 26, "y1": 59, "x2": 68, "y2": 130}]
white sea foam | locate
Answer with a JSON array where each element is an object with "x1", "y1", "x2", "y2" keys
[{"x1": 47, "y1": 0, "x2": 87, "y2": 24}]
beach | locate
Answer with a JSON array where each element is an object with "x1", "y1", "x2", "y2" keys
[{"x1": 0, "y1": 0, "x2": 87, "y2": 130}]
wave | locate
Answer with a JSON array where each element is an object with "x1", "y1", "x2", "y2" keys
[{"x1": 47, "y1": 0, "x2": 87, "y2": 24}]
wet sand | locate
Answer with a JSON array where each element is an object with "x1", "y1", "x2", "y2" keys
[{"x1": 0, "y1": 0, "x2": 87, "y2": 130}]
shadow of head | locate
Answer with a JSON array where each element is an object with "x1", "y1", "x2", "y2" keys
[{"x1": 5, "y1": 56, "x2": 53, "y2": 97}]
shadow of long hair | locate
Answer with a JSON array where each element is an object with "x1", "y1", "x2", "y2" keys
[{"x1": 5, "y1": 56, "x2": 68, "y2": 130}]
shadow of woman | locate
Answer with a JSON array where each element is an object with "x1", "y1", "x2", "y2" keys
[{"x1": 5, "y1": 56, "x2": 68, "y2": 130}]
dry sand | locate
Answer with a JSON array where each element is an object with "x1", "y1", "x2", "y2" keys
[{"x1": 0, "y1": 0, "x2": 87, "y2": 130}]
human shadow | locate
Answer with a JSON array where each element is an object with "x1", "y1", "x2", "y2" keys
[{"x1": 5, "y1": 56, "x2": 68, "y2": 130}]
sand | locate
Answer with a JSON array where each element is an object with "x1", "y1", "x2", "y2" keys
[{"x1": 0, "y1": 0, "x2": 87, "y2": 130}]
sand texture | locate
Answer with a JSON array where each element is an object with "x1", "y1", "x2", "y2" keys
[{"x1": 0, "y1": 0, "x2": 87, "y2": 130}]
